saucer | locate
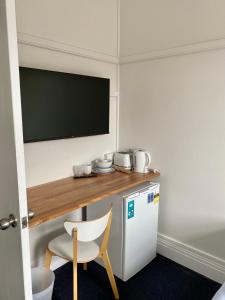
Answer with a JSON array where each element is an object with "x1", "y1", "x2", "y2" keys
[{"x1": 92, "y1": 167, "x2": 115, "y2": 174}]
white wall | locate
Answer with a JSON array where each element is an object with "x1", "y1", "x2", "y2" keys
[
  {"x1": 19, "y1": 44, "x2": 118, "y2": 188},
  {"x1": 16, "y1": 0, "x2": 119, "y2": 267},
  {"x1": 120, "y1": 0, "x2": 225, "y2": 57},
  {"x1": 120, "y1": 0, "x2": 225, "y2": 281},
  {"x1": 17, "y1": 0, "x2": 225, "y2": 280},
  {"x1": 16, "y1": 0, "x2": 119, "y2": 187},
  {"x1": 17, "y1": 0, "x2": 118, "y2": 58}
]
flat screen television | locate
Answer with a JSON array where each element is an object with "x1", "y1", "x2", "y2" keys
[{"x1": 19, "y1": 67, "x2": 110, "y2": 143}]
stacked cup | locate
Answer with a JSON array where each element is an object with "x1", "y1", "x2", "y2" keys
[{"x1": 93, "y1": 159, "x2": 113, "y2": 174}]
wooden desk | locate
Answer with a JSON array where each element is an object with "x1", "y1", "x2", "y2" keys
[{"x1": 27, "y1": 170, "x2": 160, "y2": 228}]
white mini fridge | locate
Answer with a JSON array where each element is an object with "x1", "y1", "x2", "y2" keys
[{"x1": 87, "y1": 182, "x2": 160, "y2": 281}]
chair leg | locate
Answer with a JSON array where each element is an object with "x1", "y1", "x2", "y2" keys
[
  {"x1": 44, "y1": 248, "x2": 53, "y2": 269},
  {"x1": 102, "y1": 251, "x2": 119, "y2": 299},
  {"x1": 73, "y1": 228, "x2": 78, "y2": 300},
  {"x1": 83, "y1": 263, "x2": 87, "y2": 271},
  {"x1": 73, "y1": 260, "x2": 78, "y2": 300}
]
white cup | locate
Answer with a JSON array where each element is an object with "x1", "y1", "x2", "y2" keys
[
  {"x1": 73, "y1": 165, "x2": 83, "y2": 177},
  {"x1": 73, "y1": 164, "x2": 92, "y2": 177},
  {"x1": 83, "y1": 164, "x2": 92, "y2": 175}
]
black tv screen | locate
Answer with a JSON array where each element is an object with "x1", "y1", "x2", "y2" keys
[{"x1": 19, "y1": 67, "x2": 110, "y2": 143}]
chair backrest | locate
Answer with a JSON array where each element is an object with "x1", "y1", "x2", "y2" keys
[{"x1": 64, "y1": 209, "x2": 111, "y2": 242}]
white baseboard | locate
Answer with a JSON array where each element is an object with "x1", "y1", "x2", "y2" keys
[
  {"x1": 157, "y1": 233, "x2": 225, "y2": 284},
  {"x1": 32, "y1": 256, "x2": 67, "y2": 271},
  {"x1": 32, "y1": 233, "x2": 225, "y2": 283}
]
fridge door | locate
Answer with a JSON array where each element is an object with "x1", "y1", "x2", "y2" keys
[{"x1": 122, "y1": 185, "x2": 159, "y2": 281}]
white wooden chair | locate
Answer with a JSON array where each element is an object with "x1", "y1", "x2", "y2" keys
[{"x1": 44, "y1": 209, "x2": 119, "y2": 300}]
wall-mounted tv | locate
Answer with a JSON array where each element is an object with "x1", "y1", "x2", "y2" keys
[{"x1": 19, "y1": 67, "x2": 110, "y2": 143}]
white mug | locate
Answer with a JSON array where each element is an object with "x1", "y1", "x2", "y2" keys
[{"x1": 83, "y1": 164, "x2": 92, "y2": 175}]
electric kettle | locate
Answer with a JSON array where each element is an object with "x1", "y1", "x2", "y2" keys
[{"x1": 133, "y1": 149, "x2": 151, "y2": 173}]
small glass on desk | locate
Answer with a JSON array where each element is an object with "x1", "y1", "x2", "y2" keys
[{"x1": 73, "y1": 164, "x2": 92, "y2": 177}]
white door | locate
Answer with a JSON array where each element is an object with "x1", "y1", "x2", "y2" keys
[
  {"x1": 123, "y1": 186, "x2": 159, "y2": 281},
  {"x1": 0, "y1": 0, "x2": 32, "y2": 299}
]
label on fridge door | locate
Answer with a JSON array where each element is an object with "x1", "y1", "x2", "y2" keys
[
  {"x1": 154, "y1": 194, "x2": 160, "y2": 204},
  {"x1": 127, "y1": 200, "x2": 134, "y2": 219},
  {"x1": 148, "y1": 193, "x2": 154, "y2": 203}
]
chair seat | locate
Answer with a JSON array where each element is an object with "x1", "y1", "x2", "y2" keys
[{"x1": 49, "y1": 233, "x2": 100, "y2": 263}]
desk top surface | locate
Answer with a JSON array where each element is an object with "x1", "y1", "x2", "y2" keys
[{"x1": 27, "y1": 170, "x2": 160, "y2": 228}]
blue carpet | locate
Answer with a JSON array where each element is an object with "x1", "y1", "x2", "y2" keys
[{"x1": 52, "y1": 254, "x2": 220, "y2": 300}]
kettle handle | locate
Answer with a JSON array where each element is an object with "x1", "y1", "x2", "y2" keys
[{"x1": 145, "y1": 152, "x2": 151, "y2": 169}]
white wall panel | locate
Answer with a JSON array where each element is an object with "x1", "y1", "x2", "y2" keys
[
  {"x1": 120, "y1": 49, "x2": 225, "y2": 260},
  {"x1": 16, "y1": 0, "x2": 119, "y2": 267},
  {"x1": 120, "y1": 0, "x2": 225, "y2": 57},
  {"x1": 19, "y1": 44, "x2": 118, "y2": 187},
  {"x1": 120, "y1": 0, "x2": 225, "y2": 275},
  {"x1": 16, "y1": 0, "x2": 118, "y2": 57}
]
